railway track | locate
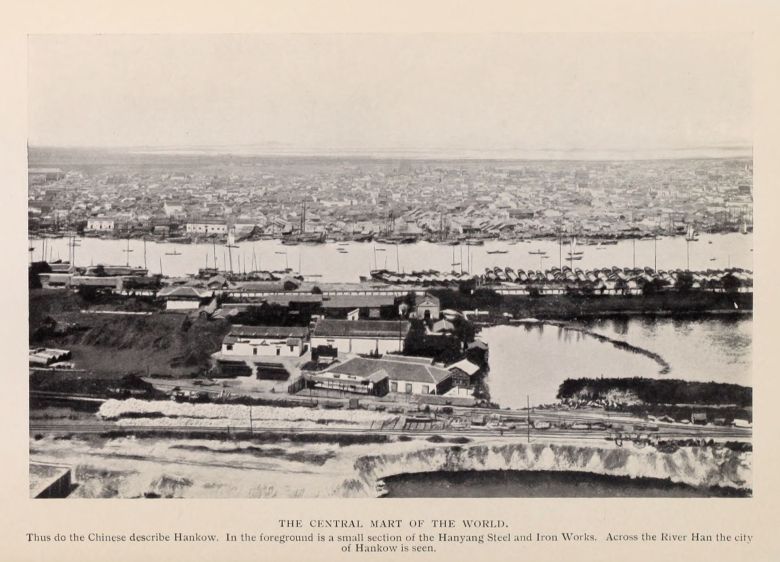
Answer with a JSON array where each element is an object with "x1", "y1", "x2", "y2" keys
[{"x1": 29, "y1": 422, "x2": 751, "y2": 442}]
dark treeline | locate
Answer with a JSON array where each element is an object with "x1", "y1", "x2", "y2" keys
[
  {"x1": 557, "y1": 377, "x2": 752, "y2": 407},
  {"x1": 429, "y1": 288, "x2": 752, "y2": 320}
]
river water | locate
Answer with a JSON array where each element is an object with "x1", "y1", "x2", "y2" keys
[
  {"x1": 30, "y1": 232, "x2": 752, "y2": 282},
  {"x1": 480, "y1": 316, "x2": 752, "y2": 408}
]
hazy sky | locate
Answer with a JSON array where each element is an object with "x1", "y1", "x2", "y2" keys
[{"x1": 28, "y1": 34, "x2": 752, "y2": 156}]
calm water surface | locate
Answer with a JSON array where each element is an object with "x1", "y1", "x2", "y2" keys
[
  {"x1": 383, "y1": 470, "x2": 748, "y2": 498},
  {"x1": 30, "y1": 232, "x2": 752, "y2": 282},
  {"x1": 480, "y1": 316, "x2": 751, "y2": 408}
]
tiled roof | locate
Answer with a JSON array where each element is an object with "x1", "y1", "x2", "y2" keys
[
  {"x1": 321, "y1": 295, "x2": 396, "y2": 308},
  {"x1": 325, "y1": 356, "x2": 450, "y2": 385},
  {"x1": 228, "y1": 325, "x2": 309, "y2": 339},
  {"x1": 157, "y1": 286, "x2": 212, "y2": 299},
  {"x1": 312, "y1": 319, "x2": 410, "y2": 339},
  {"x1": 447, "y1": 359, "x2": 480, "y2": 376}
]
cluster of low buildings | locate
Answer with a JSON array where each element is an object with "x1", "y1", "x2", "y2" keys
[
  {"x1": 33, "y1": 256, "x2": 488, "y2": 401},
  {"x1": 213, "y1": 317, "x2": 486, "y2": 401}
]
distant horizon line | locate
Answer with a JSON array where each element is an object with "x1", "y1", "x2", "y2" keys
[{"x1": 27, "y1": 143, "x2": 753, "y2": 162}]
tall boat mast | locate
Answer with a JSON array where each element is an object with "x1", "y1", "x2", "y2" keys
[{"x1": 123, "y1": 236, "x2": 133, "y2": 266}]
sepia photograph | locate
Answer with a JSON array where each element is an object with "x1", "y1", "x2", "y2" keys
[{"x1": 27, "y1": 33, "x2": 753, "y2": 499}]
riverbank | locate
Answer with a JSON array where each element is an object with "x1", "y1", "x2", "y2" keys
[{"x1": 32, "y1": 228, "x2": 751, "y2": 244}]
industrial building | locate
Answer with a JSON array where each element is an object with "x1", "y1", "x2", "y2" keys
[
  {"x1": 305, "y1": 355, "x2": 452, "y2": 396},
  {"x1": 311, "y1": 319, "x2": 410, "y2": 355}
]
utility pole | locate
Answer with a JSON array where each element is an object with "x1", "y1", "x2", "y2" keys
[
  {"x1": 558, "y1": 229, "x2": 562, "y2": 270},
  {"x1": 72, "y1": 236, "x2": 80, "y2": 267},
  {"x1": 686, "y1": 239, "x2": 690, "y2": 271},
  {"x1": 632, "y1": 238, "x2": 636, "y2": 270},
  {"x1": 526, "y1": 395, "x2": 531, "y2": 444},
  {"x1": 654, "y1": 235, "x2": 657, "y2": 272},
  {"x1": 276, "y1": 250, "x2": 289, "y2": 270},
  {"x1": 124, "y1": 237, "x2": 133, "y2": 267}
]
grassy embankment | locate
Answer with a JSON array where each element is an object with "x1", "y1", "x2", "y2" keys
[{"x1": 29, "y1": 289, "x2": 230, "y2": 384}]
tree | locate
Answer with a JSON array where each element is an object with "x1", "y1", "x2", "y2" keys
[
  {"x1": 77, "y1": 285, "x2": 100, "y2": 301},
  {"x1": 564, "y1": 284, "x2": 576, "y2": 296},
  {"x1": 721, "y1": 273, "x2": 741, "y2": 294},
  {"x1": 28, "y1": 261, "x2": 51, "y2": 289},
  {"x1": 675, "y1": 271, "x2": 695, "y2": 292},
  {"x1": 457, "y1": 278, "x2": 477, "y2": 294},
  {"x1": 642, "y1": 278, "x2": 667, "y2": 296}
]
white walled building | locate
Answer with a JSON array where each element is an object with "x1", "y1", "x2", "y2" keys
[
  {"x1": 311, "y1": 319, "x2": 410, "y2": 355},
  {"x1": 163, "y1": 200, "x2": 185, "y2": 217},
  {"x1": 221, "y1": 325, "x2": 309, "y2": 358},
  {"x1": 86, "y1": 217, "x2": 116, "y2": 231},
  {"x1": 156, "y1": 286, "x2": 213, "y2": 310},
  {"x1": 308, "y1": 355, "x2": 452, "y2": 396},
  {"x1": 185, "y1": 219, "x2": 228, "y2": 235}
]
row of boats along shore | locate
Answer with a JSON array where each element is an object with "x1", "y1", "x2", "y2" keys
[{"x1": 366, "y1": 266, "x2": 753, "y2": 291}]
